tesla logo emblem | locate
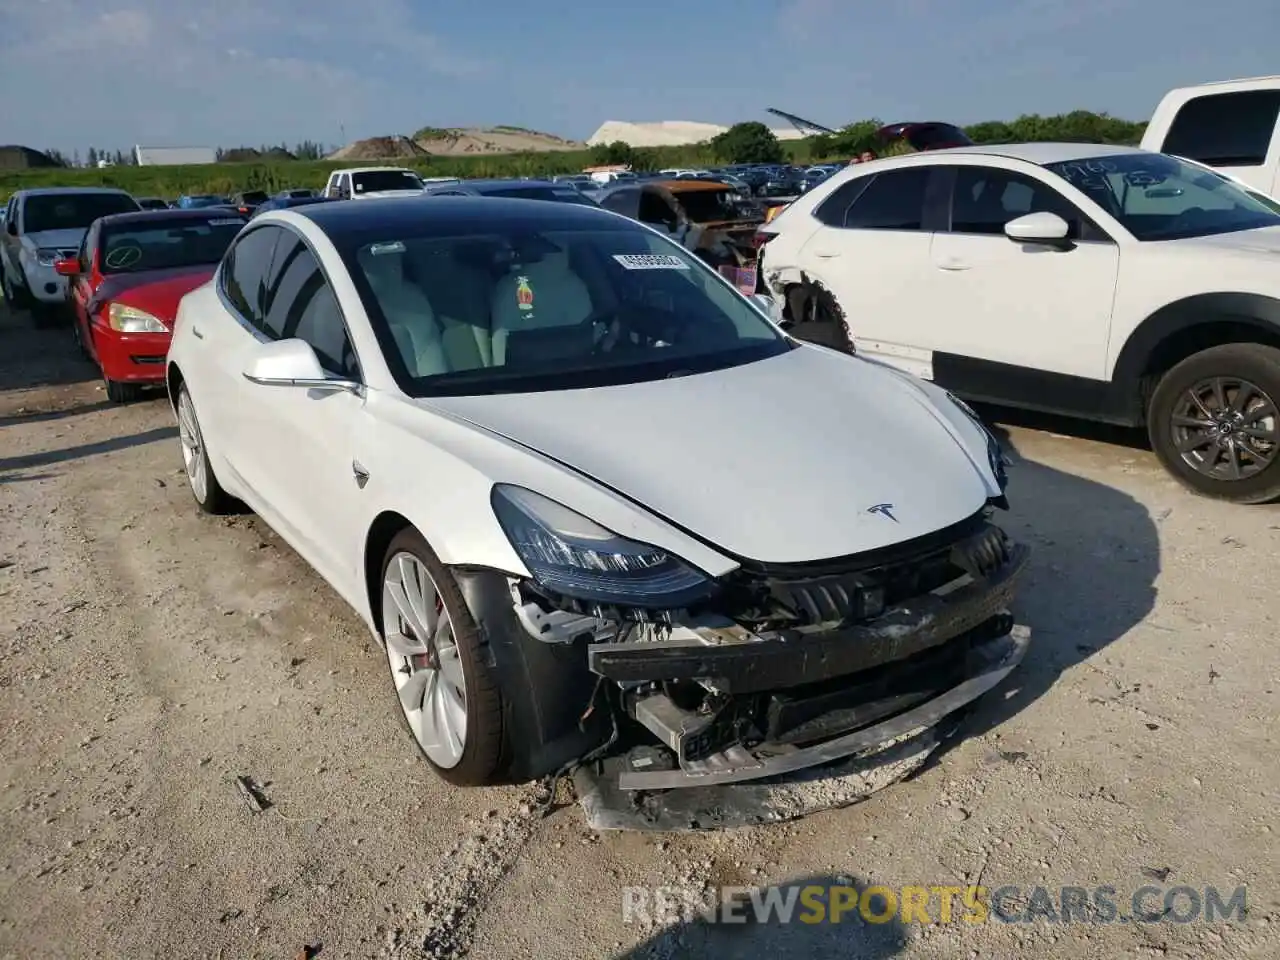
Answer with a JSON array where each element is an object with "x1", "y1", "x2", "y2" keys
[{"x1": 867, "y1": 503, "x2": 898, "y2": 522}]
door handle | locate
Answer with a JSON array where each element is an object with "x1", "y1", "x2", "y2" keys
[
  {"x1": 192, "y1": 326, "x2": 204, "y2": 339},
  {"x1": 937, "y1": 258, "x2": 971, "y2": 271},
  {"x1": 811, "y1": 250, "x2": 840, "y2": 259}
]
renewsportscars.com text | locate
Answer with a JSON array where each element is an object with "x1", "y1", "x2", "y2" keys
[{"x1": 621, "y1": 883, "x2": 1248, "y2": 926}]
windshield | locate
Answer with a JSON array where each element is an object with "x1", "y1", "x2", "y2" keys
[
  {"x1": 340, "y1": 223, "x2": 788, "y2": 396},
  {"x1": 486, "y1": 186, "x2": 598, "y2": 206},
  {"x1": 100, "y1": 216, "x2": 246, "y2": 274},
  {"x1": 23, "y1": 193, "x2": 139, "y2": 233},
  {"x1": 1045, "y1": 153, "x2": 1280, "y2": 241},
  {"x1": 352, "y1": 170, "x2": 424, "y2": 194}
]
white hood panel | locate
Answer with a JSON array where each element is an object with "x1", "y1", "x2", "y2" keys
[{"x1": 423, "y1": 346, "x2": 994, "y2": 564}]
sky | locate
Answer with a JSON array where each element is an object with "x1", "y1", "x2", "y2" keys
[{"x1": 1, "y1": 0, "x2": 1277, "y2": 155}]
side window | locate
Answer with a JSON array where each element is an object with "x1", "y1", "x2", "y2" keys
[
  {"x1": 324, "y1": 174, "x2": 339, "y2": 198},
  {"x1": 338, "y1": 175, "x2": 352, "y2": 200},
  {"x1": 813, "y1": 176, "x2": 873, "y2": 226},
  {"x1": 842, "y1": 168, "x2": 931, "y2": 230},
  {"x1": 260, "y1": 232, "x2": 306, "y2": 337},
  {"x1": 637, "y1": 190, "x2": 678, "y2": 228},
  {"x1": 262, "y1": 236, "x2": 356, "y2": 377},
  {"x1": 78, "y1": 223, "x2": 97, "y2": 271},
  {"x1": 949, "y1": 166, "x2": 1097, "y2": 240},
  {"x1": 1162, "y1": 90, "x2": 1280, "y2": 167},
  {"x1": 220, "y1": 225, "x2": 281, "y2": 330}
]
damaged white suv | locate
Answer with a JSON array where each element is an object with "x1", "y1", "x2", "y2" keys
[
  {"x1": 760, "y1": 144, "x2": 1280, "y2": 503},
  {"x1": 165, "y1": 197, "x2": 1028, "y2": 827}
]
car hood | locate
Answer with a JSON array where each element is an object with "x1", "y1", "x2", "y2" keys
[
  {"x1": 23, "y1": 228, "x2": 86, "y2": 250},
  {"x1": 420, "y1": 346, "x2": 995, "y2": 564},
  {"x1": 98, "y1": 264, "x2": 217, "y2": 326},
  {"x1": 1178, "y1": 225, "x2": 1280, "y2": 256}
]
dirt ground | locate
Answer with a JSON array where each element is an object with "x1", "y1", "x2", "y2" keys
[{"x1": 1, "y1": 299, "x2": 1277, "y2": 960}]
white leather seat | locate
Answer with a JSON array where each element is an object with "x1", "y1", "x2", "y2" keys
[
  {"x1": 359, "y1": 250, "x2": 448, "y2": 377},
  {"x1": 489, "y1": 251, "x2": 594, "y2": 366}
]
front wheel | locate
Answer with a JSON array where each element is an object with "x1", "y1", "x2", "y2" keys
[
  {"x1": 1148, "y1": 343, "x2": 1280, "y2": 503},
  {"x1": 176, "y1": 385, "x2": 232, "y2": 514},
  {"x1": 380, "y1": 529, "x2": 505, "y2": 786}
]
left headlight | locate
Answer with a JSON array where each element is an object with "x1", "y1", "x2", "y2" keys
[
  {"x1": 107, "y1": 302, "x2": 167, "y2": 333},
  {"x1": 491, "y1": 484, "x2": 714, "y2": 613},
  {"x1": 947, "y1": 392, "x2": 1009, "y2": 492},
  {"x1": 34, "y1": 248, "x2": 63, "y2": 267}
]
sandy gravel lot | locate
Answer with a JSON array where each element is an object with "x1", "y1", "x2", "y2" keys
[{"x1": 1, "y1": 301, "x2": 1277, "y2": 960}]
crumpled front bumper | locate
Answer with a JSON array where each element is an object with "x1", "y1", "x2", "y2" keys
[{"x1": 584, "y1": 538, "x2": 1030, "y2": 793}]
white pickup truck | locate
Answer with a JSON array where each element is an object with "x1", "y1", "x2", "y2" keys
[
  {"x1": 1141, "y1": 76, "x2": 1280, "y2": 197},
  {"x1": 321, "y1": 167, "x2": 428, "y2": 200}
]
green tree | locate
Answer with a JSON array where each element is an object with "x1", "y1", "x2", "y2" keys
[
  {"x1": 590, "y1": 140, "x2": 636, "y2": 166},
  {"x1": 711, "y1": 122, "x2": 784, "y2": 164}
]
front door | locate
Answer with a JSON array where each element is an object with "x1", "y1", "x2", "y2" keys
[{"x1": 917, "y1": 164, "x2": 1119, "y2": 386}]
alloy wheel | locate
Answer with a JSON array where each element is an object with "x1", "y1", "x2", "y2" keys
[
  {"x1": 176, "y1": 391, "x2": 208, "y2": 502},
  {"x1": 381, "y1": 552, "x2": 468, "y2": 768},
  {"x1": 1171, "y1": 376, "x2": 1279, "y2": 482}
]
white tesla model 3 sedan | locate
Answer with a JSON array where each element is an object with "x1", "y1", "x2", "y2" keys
[{"x1": 165, "y1": 197, "x2": 1029, "y2": 799}]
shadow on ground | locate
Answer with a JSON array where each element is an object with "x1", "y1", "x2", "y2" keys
[
  {"x1": 927, "y1": 408, "x2": 1161, "y2": 765},
  {"x1": 0, "y1": 299, "x2": 98, "y2": 394},
  {"x1": 615, "y1": 874, "x2": 908, "y2": 959}
]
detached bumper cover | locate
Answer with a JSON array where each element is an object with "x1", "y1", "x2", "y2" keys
[{"x1": 588, "y1": 542, "x2": 1029, "y2": 693}]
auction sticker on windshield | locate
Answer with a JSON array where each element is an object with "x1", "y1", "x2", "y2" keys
[{"x1": 613, "y1": 254, "x2": 691, "y2": 270}]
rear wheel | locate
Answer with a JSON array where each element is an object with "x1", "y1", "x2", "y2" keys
[
  {"x1": 784, "y1": 283, "x2": 855, "y2": 354},
  {"x1": 1148, "y1": 343, "x2": 1280, "y2": 503},
  {"x1": 380, "y1": 529, "x2": 505, "y2": 786},
  {"x1": 104, "y1": 377, "x2": 141, "y2": 404}
]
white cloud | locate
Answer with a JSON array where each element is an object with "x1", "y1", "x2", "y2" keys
[{"x1": 0, "y1": 0, "x2": 490, "y2": 150}]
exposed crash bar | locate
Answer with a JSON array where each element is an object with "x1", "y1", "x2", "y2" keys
[{"x1": 617, "y1": 624, "x2": 1030, "y2": 790}]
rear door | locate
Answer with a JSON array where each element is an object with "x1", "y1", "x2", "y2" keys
[{"x1": 796, "y1": 165, "x2": 939, "y2": 377}]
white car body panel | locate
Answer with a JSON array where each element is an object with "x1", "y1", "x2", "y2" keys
[
  {"x1": 167, "y1": 207, "x2": 1004, "y2": 639},
  {"x1": 761, "y1": 145, "x2": 1280, "y2": 395}
]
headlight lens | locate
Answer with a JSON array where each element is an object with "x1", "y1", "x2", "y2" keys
[
  {"x1": 491, "y1": 484, "x2": 713, "y2": 612},
  {"x1": 107, "y1": 302, "x2": 167, "y2": 333},
  {"x1": 35, "y1": 248, "x2": 62, "y2": 267},
  {"x1": 947, "y1": 392, "x2": 1009, "y2": 491}
]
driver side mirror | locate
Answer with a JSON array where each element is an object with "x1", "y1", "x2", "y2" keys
[
  {"x1": 241, "y1": 338, "x2": 360, "y2": 394},
  {"x1": 1004, "y1": 212, "x2": 1073, "y2": 250},
  {"x1": 54, "y1": 258, "x2": 80, "y2": 277}
]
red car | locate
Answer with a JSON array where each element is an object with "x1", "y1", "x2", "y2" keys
[{"x1": 55, "y1": 209, "x2": 248, "y2": 402}]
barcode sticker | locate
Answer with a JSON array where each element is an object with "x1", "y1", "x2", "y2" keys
[{"x1": 613, "y1": 253, "x2": 691, "y2": 270}]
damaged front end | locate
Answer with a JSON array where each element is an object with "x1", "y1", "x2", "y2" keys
[{"x1": 464, "y1": 492, "x2": 1030, "y2": 830}]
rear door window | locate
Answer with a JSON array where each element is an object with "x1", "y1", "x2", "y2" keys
[
  {"x1": 842, "y1": 168, "x2": 931, "y2": 230},
  {"x1": 1161, "y1": 90, "x2": 1280, "y2": 167}
]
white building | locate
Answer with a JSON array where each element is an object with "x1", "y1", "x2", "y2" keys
[
  {"x1": 133, "y1": 145, "x2": 218, "y2": 166},
  {"x1": 586, "y1": 120, "x2": 806, "y2": 148}
]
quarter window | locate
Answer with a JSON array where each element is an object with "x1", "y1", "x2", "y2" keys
[
  {"x1": 813, "y1": 176, "x2": 873, "y2": 227},
  {"x1": 842, "y1": 168, "x2": 930, "y2": 230},
  {"x1": 220, "y1": 225, "x2": 281, "y2": 329},
  {"x1": 1161, "y1": 90, "x2": 1280, "y2": 167}
]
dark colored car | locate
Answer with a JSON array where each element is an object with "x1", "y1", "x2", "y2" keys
[
  {"x1": 230, "y1": 191, "x2": 271, "y2": 215},
  {"x1": 251, "y1": 195, "x2": 333, "y2": 217},
  {"x1": 55, "y1": 208, "x2": 248, "y2": 402},
  {"x1": 423, "y1": 179, "x2": 600, "y2": 205},
  {"x1": 876, "y1": 122, "x2": 974, "y2": 151},
  {"x1": 135, "y1": 197, "x2": 171, "y2": 211},
  {"x1": 277, "y1": 188, "x2": 318, "y2": 200}
]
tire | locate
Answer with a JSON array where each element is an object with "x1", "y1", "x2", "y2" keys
[
  {"x1": 379, "y1": 528, "x2": 505, "y2": 786},
  {"x1": 104, "y1": 377, "x2": 141, "y2": 404},
  {"x1": 2, "y1": 270, "x2": 32, "y2": 309},
  {"x1": 1148, "y1": 343, "x2": 1280, "y2": 504},
  {"x1": 175, "y1": 385, "x2": 232, "y2": 514},
  {"x1": 784, "y1": 283, "x2": 855, "y2": 354}
]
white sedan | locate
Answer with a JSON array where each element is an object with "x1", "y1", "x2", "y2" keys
[
  {"x1": 165, "y1": 197, "x2": 1028, "y2": 803},
  {"x1": 759, "y1": 143, "x2": 1280, "y2": 503}
]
